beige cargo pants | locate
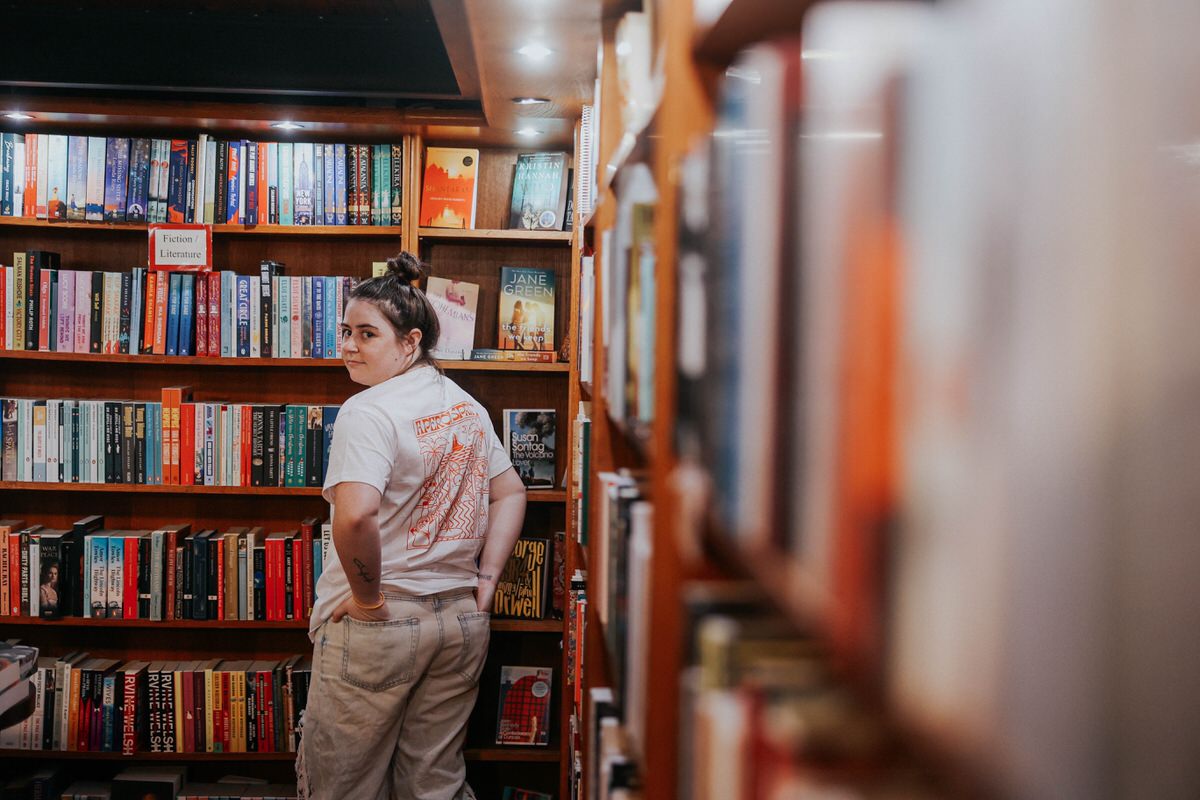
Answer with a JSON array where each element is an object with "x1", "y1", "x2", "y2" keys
[{"x1": 297, "y1": 590, "x2": 491, "y2": 800}]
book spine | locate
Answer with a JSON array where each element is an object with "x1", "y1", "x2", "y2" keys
[{"x1": 390, "y1": 143, "x2": 404, "y2": 225}]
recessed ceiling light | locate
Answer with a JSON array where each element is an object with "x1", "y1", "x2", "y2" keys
[
  {"x1": 271, "y1": 121, "x2": 304, "y2": 130},
  {"x1": 517, "y1": 44, "x2": 553, "y2": 60},
  {"x1": 513, "y1": 97, "x2": 551, "y2": 106},
  {"x1": 515, "y1": 128, "x2": 543, "y2": 138},
  {"x1": 5, "y1": 112, "x2": 33, "y2": 120}
]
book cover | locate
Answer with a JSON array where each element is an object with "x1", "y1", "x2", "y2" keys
[
  {"x1": 419, "y1": 147, "x2": 479, "y2": 229},
  {"x1": 66, "y1": 136, "x2": 88, "y2": 221},
  {"x1": 508, "y1": 152, "x2": 569, "y2": 231},
  {"x1": 493, "y1": 536, "x2": 551, "y2": 620},
  {"x1": 167, "y1": 140, "x2": 188, "y2": 224},
  {"x1": 503, "y1": 409, "x2": 556, "y2": 489},
  {"x1": 225, "y1": 141, "x2": 241, "y2": 224},
  {"x1": 293, "y1": 143, "x2": 314, "y2": 226},
  {"x1": 495, "y1": 666, "x2": 552, "y2": 745},
  {"x1": 85, "y1": 137, "x2": 106, "y2": 222},
  {"x1": 46, "y1": 134, "x2": 68, "y2": 220},
  {"x1": 426, "y1": 276, "x2": 479, "y2": 359},
  {"x1": 104, "y1": 138, "x2": 130, "y2": 223},
  {"x1": 498, "y1": 266, "x2": 555, "y2": 352}
]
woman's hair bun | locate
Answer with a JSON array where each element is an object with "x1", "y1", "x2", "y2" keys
[{"x1": 386, "y1": 251, "x2": 425, "y2": 283}]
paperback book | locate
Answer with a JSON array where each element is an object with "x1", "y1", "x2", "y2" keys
[
  {"x1": 425, "y1": 276, "x2": 479, "y2": 360},
  {"x1": 498, "y1": 266, "x2": 555, "y2": 352},
  {"x1": 503, "y1": 409, "x2": 556, "y2": 489},
  {"x1": 419, "y1": 147, "x2": 479, "y2": 229},
  {"x1": 493, "y1": 536, "x2": 551, "y2": 620},
  {"x1": 508, "y1": 152, "x2": 570, "y2": 231},
  {"x1": 495, "y1": 666, "x2": 553, "y2": 746}
]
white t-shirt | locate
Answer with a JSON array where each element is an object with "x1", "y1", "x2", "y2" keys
[{"x1": 310, "y1": 364, "x2": 512, "y2": 634}]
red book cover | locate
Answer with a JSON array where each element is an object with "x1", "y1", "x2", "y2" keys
[
  {"x1": 256, "y1": 669, "x2": 271, "y2": 752},
  {"x1": 38, "y1": 268, "x2": 51, "y2": 350},
  {"x1": 195, "y1": 272, "x2": 208, "y2": 356},
  {"x1": 221, "y1": 670, "x2": 232, "y2": 752},
  {"x1": 290, "y1": 536, "x2": 303, "y2": 620},
  {"x1": 142, "y1": 271, "x2": 158, "y2": 355},
  {"x1": 495, "y1": 666, "x2": 553, "y2": 745},
  {"x1": 124, "y1": 535, "x2": 139, "y2": 619},
  {"x1": 207, "y1": 272, "x2": 221, "y2": 356},
  {"x1": 7, "y1": 531, "x2": 19, "y2": 615},
  {"x1": 182, "y1": 664, "x2": 195, "y2": 753},
  {"x1": 241, "y1": 405, "x2": 252, "y2": 486},
  {"x1": 152, "y1": 272, "x2": 169, "y2": 355},
  {"x1": 265, "y1": 535, "x2": 279, "y2": 621},
  {"x1": 257, "y1": 143, "x2": 270, "y2": 224},
  {"x1": 419, "y1": 147, "x2": 479, "y2": 229},
  {"x1": 165, "y1": 528, "x2": 178, "y2": 620},
  {"x1": 180, "y1": 402, "x2": 195, "y2": 486},
  {"x1": 0, "y1": 268, "x2": 6, "y2": 349},
  {"x1": 262, "y1": 669, "x2": 276, "y2": 752},
  {"x1": 215, "y1": 536, "x2": 225, "y2": 620}
]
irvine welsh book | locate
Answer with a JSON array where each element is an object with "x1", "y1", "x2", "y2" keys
[
  {"x1": 425, "y1": 276, "x2": 479, "y2": 359},
  {"x1": 503, "y1": 409, "x2": 556, "y2": 489},
  {"x1": 497, "y1": 266, "x2": 555, "y2": 352}
]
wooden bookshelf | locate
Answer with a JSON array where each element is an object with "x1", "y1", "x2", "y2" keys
[
  {"x1": 691, "y1": 0, "x2": 811, "y2": 65},
  {"x1": 0, "y1": 482, "x2": 567, "y2": 502},
  {"x1": 1, "y1": 616, "x2": 563, "y2": 633},
  {"x1": 418, "y1": 227, "x2": 573, "y2": 243},
  {"x1": 0, "y1": 350, "x2": 570, "y2": 373},
  {"x1": 0, "y1": 217, "x2": 405, "y2": 237},
  {"x1": 0, "y1": 748, "x2": 561, "y2": 763}
]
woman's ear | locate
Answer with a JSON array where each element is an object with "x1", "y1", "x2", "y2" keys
[{"x1": 406, "y1": 328, "x2": 424, "y2": 351}]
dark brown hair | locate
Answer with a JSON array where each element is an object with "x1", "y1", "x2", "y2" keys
[{"x1": 348, "y1": 252, "x2": 441, "y2": 365}]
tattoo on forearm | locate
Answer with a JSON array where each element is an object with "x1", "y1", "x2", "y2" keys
[
  {"x1": 353, "y1": 558, "x2": 375, "y2": 584},
  {"x1": 478, "y1": 573, "x2": 495, "y2": 582}
]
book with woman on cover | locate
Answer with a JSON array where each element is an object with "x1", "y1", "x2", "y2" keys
[
  {"x1": 498, "y1": 266, "x2": 555, "y2": 352},
  {"x1": 504, "y1": 409, "x2": 556, "y2": 489}
]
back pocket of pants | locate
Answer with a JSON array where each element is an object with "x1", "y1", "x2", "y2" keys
[
  {"x1": 341, "y1": 616, "x2": 419, "y2": 691},
  {"x1": 456, "y1": 611, "x2": 491, "y2": 686}
]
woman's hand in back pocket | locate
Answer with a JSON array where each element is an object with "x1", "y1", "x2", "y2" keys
[{"x1": 331, "y1": 593, "x2": 392, "y2": 623}]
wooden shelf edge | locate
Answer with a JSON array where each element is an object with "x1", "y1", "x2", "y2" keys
[
  {"x1": 0, "y1": 350, "x2": 569, "y2": 373},
  {"x1": 0, "y1": 481, "x2": 323, "y2": 496},
  {"x1": 2, "y1": 616, "x2": 559, "y2": 632},
  {"x1": 692, "y1": 0, "x2": 812, "y2": 66},
  {"x1": 418, "y1": 227, "x2": 573, "y2": 243},
  {"x1": 0, "y1": 217, "x2": 403, "y2": 237},
  {"x1": 489, "y1": 618, "x2": 563, "y2": 633},
  {"x1": 463, "y1": 747, "x2": 562, "y2": 763},
  {"x1": 525, "y1": 490, "x2": 568, "y2": 504},
  {"x1": 0, "y1": 749, "x2": 296, "y2": 760}
]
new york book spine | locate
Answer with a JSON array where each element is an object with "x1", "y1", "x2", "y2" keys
[
  {"x1": 103, "y1": 138, "x2": 130, "y2": 222},
  {"x1": 167, "y1": 140, "x2": 188, "y2": 224},
  {"x1": 126, "y1": 138, "x2": 151, "y2": 222},
  {"x1": 293, "y1": 142, "x2": 314, "y2": 225}
]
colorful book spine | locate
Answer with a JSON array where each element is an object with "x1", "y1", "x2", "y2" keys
[
  {"x1": 85, "y1": 136, "x2": 106, "y2": 222},
  {"x1": 104, "y1": 138, "x2": 130, "y2": 222}
]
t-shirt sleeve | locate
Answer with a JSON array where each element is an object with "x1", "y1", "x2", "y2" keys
[
  {"x1": 322, "y1": 406, "x2": 396, "y2": 503},
  {"x1": 485, "y1": 411, "x2": 513, "y2": 480}
]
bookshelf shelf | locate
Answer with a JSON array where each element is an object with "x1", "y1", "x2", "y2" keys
[
  {"x1": 0, "y1": 482, "x2": 323, "y2": 496},
  {"x1": 0, "y1": 482, "x2": 568, "y2": 502},
  {"x1": 0, "y1": 750, "x2": 297, "y2": 761},
  {"x1": 0, "y1": 217, "x2": 405, "y2": 237},
  {"x1": 0, "y1": 350, "x2": 570, "y2": 373},
  {"x1": 0, "y1": 616, "x2": 561, "y2": 633},
  {"x1": 462, "y1": 748, "x2": 561, "y2": 763},
  {"x1": 489, "y1": 618, "x2": 563, "y2": 633},
  {"x1": 418, "y1": 227, "x2": 573, "y2": 243}
]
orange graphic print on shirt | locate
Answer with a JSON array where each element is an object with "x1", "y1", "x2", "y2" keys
[{"x1": 411, "y1": 401, "x2": 490, "y2": 549}]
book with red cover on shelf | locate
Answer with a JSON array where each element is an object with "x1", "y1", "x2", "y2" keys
[{"x1": 419, "y1": 147, "x2": 479, "y2": 229}]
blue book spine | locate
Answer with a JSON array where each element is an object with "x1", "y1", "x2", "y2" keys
[
  {"x1": 313, "y1": 144, "x2": 324, "y2": 224},
  {"x1": 322, "y1": 405, "x2": 338, "y2": 484},
  {"x1": 106, "y1": 535, "x2": 123, "y2": 619},
  {"x1": 312, "y1": 536, "x2": 322, "y2": 588},
  {"x1": 105, "y1": 138, "x2": 130, "y2": 222},
  {"x1": 102, "y1": 673, "x2": 116, "y2": 751},
  {"x1": 334, "y1": 143, "x2": 348, "y2": 225},
  {"x1": 126, "y1": 138, "x2": 151, "y2": 222},
  {"x1": 323, "y1": 277, "x2": 337, "y2": 358},
  {"x1": 178, "y1": 274, "x2": 195, "y2": 356},
  {"x1": 236, "y1": 275, "x2": 252, "y2": 357},
  {"x1": 311, "y1": 274, "x2": 323, "y2": 358},
  {"x1": 323, "y1": 144, "x2": 336, "y2": 224},
  {"x1": 87, "y1": 534, "x2": 108, "y2": 617},
  {"x1": 226, "y1": 142, "x2": 241, "y2": 224},
  {"x1": 165, "y1": 272, "x2": 182, "y2": 356}
]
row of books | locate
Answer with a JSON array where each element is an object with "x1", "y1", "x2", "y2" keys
[
  {"x1": 0, "y1": 132, "x2": 403, "y2": 227},
  {"x1": 0, "y1": 395, "x2": 339, "y2": 488},
  {"x1": 1, "y1": 254, "x2": 362, "y2": 360},
  {"x1": 565, "y1": 570, "x2": 588, "y2": 800},
  {"x1": 0, "y1": 517, "x2": 331, "y2": 622},
  {"x1": 419, "y1": 147, "x2": 572, "y2": 232},
  {"x1": 424, "y1": 266, "x2": 558, "y2": 360},
  {"x1": 4, "y1": 767, "x2": 295, "y2": 800},
  {"x1": 0, "y1": 653, "x2": 311, "y2": 755}
]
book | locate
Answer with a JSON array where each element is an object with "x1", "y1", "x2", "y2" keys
[
  {"x1": 419, "y1": 147, "x2": 479, "y2": 229},
  {"x1": 469, "y1": 348, "x2": 557, "y2": 363},
  {"x1": 498, "y1": 266, "x2": 555, "y2": 352},
  {"x1": 425, "y1": 276, "x2": 479, "y2": 359},
  {"x1": 495, "y1": 666, "x2": 553, "y2": 745},
  {"x1": 504, "y1": 409, "x2": 556, "y2": 489},
  {"x1": 509, "y1": 152, "x2": 570, "y2": 230},
  {"x1": 493, "y1": 536, "x2": 551, "y2": 620}
]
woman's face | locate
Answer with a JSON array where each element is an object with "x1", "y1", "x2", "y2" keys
[
  {"x1": 340, "y1": 299, "x2": 422, "y2": 387},
  {"x1": 48, "y1": 564, "x2": 58, "y2": 582}
]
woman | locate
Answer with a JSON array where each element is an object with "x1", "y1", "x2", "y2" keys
[{"x1": 298, "y1": 252, "x2": 527, "y2": 799}]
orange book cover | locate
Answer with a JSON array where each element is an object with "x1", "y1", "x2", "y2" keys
[
  {"x1": 152, "y1": 272, "x2": 169, "y2": 355},
  {"x1": 419, "y1": 147, "x2": 479, "y2": 229},
  {"x1": 142, "y1": 271, "x2": 157, "y2": 355}
]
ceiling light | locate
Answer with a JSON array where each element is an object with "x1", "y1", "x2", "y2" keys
[
  {"x1": 4, "y1": 112, "x2": 33, "y2": 120},
  {"x1": 513, "y1": 97, "x2": 551, "y2": 106},
  {"x1": 515, "y1": 128, "x2": 543, "y2": 138},
  {"x1": 271, "y1": 121, "x2": 304, "y2": 130},
  {"x1": 517, "y1": 44, "x2": 553, "y2": 60}
]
